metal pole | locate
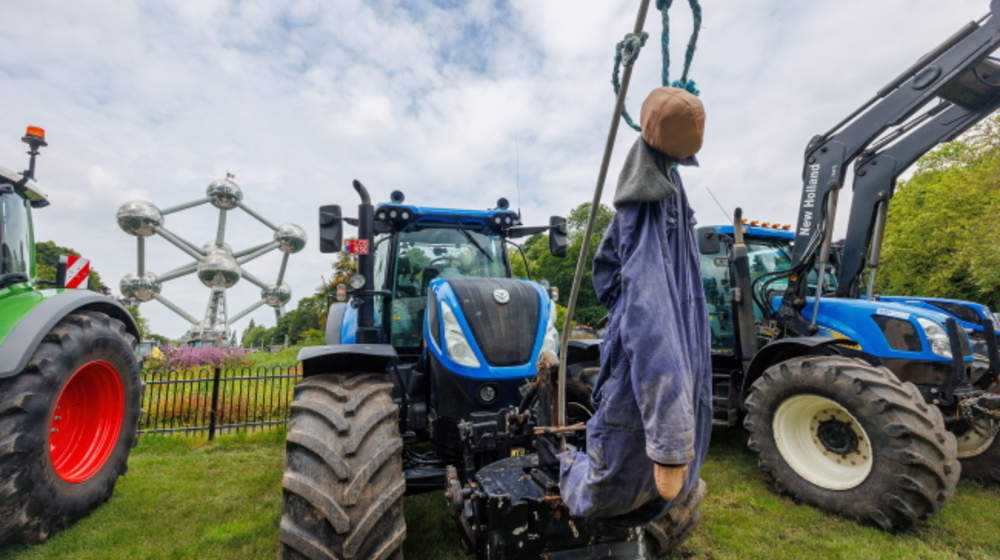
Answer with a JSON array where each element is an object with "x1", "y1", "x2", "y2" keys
[
  {"x1": 237, "y1": 201, "x2": 279, "y2": 230},
  {"x1": 277, "y1": 253, "x2": 289, "y2": 285},
  {"x1": 241, "y1": 270, "x2": 268, "y2": 290},
  {"x1": 557, "y1": 0, "x2": 652, "y2": 432},
  {"x1": 162, "y1": 197, "x2": 212, "y2": 215},
  {"x1": 234, "y1": 241, "x2": 277, "y2": 259},
  {"x1": 215, "y1": 208, "x2": 227, "y2": 247},
  {"x1": 152, "y1": 293, "x2": 200, "y2": 324},
  {"x1": 865, "y1": 201, "x2": 888, "y2": 301},
  {"x1": 236, "y1": 242, "x2": 280, "y2": 265},
  {"x1": 208, "y1": 366, "x2": 222, "y2": 441},
  {"x1": 153, "y1": 226, "x2": 206, "y2": 260},
  {"x1": 137, "y1": 237, "x2": 145, "y2": 276},
  {"x1": 230, "y1": 299, "x2": 267, "y2": 323},
  {"x1": 810, "y1": 189, "x2": 840, "y2": 328},
  {"x1": 157, "y1": 262, "x2": 199, "y2": 283}
]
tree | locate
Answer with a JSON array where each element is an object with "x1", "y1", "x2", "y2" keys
[
  {"x1": 34, "y1": 241, "x2": 105, "y2": 291},
  {"x1": 509, "y1": 202, "x2": 615, "y2": 327},
  {"x1": 125, "y1": 305, "x2": 150, "y2": 341},
  {"x1": 876, "y1": 116, "x2": 1000, "y2": 310}
]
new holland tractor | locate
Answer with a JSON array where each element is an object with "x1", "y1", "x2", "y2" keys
[
  {"x1": 0, "y1": 128, "x2": 143, "y2": 544},
  {"x1": 692, "y1": 2, "x2": 1000, "y2": 532},
  {"x1": 279, "y1": 181, "x2": 700, "y2": 560}
]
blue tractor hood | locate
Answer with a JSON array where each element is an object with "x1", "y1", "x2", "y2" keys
[{"x1": 770, "y1": 295, "x2": 972, "y2": 362}]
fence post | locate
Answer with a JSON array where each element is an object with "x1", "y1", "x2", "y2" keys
[{"x1": 208, "y1": 366, "x2": 222, "y2": 441}]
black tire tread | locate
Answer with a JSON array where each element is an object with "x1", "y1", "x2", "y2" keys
[
  {"x1": 743, "y1": 355, "x2": 958, "y2": 532},
  {"x1": 281, "y1": 373, "x2": 405, "y2": 560}
]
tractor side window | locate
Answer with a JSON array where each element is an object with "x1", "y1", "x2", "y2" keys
[
  {"x1": 746, "y1": 240, "x2": 792, "y2": 319},
  {"x1": 699, "y1": 243, "x2": 735, "y2": 355},
  {"x1": 0, "y1": 193, "x2": 31, "y2": 275}
]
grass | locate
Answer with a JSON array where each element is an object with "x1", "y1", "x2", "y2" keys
[{"x1": 5, "y1": 428, "x2": 999, "y2": 560}]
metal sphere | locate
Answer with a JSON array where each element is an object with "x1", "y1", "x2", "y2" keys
[
  {"x1": 201, "y1": 241, "x2": 233, "y2": 255},
  {"x1": 261, "y1": 281, "x2": 292, "y2": 307},
  {"x1": 116, "y1": 201, "x2": 163, "y2": 237},
  {"x1": 206, "y1": 178, "x2": 243, "y2": 210},
  {"x1": 197, "y1": 250, "x2": 242, "y2": 289},
  {"x1": 119, "y1": 271, "x2": 161, "y2": 302},
  {"x1": 274, "y1": 223, "x2": 307, "y2": 253}
]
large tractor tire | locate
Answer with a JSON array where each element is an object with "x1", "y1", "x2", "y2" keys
[
  {"x1": 0, "y1": 310, "x2": 141, "y2": 545},
  {"x1": 954, "y1": 419, "x2": 1000, "y2": 485},
  {"x1": 744, "y1": 355, "x2": 959, "y2": 532},
  {"x1": 281, "y1": 373, "x2": 406, "y2": 560},
  {"x1": 643, "y1": 477, "x2": 706, "y2": 557}
]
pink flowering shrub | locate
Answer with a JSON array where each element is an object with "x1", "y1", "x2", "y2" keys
[{"x1": 154, "y1": 345, "x2": 252, "y2": 371}]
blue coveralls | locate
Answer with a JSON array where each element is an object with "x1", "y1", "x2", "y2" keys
[{"x1": 559, "y1": 139, "x2": 713, "y2": 522}]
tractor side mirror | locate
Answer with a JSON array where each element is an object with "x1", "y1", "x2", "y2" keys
[
  {"x1": 697, "y1": 227, "x2": 721, "y2": 255},
  {"x1": 319, "y1": 205, "x2": 343, "y2": 253},
  {"x1": 549, "y1": 216, "x2": 568, "y2": 258}
]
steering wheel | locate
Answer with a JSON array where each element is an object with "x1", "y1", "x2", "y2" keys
[{"x1": 430, "y1": 256, "x2": 455, "y2": 268}]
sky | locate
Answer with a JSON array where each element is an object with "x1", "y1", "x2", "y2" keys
[{"x1": 0, "y1": 0, "x2": 992, "y2": 339}]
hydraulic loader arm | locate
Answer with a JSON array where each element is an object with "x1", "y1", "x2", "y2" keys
[
  {"x1": 839, "y1": 91, "x2": 1000, "y2": 297},
  {"x1": 778, "y1": 2, "x2": 1000, "y2": 335}
]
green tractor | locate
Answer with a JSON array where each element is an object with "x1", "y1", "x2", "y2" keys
[{"x1": 0, "y1": 127, "x2": 142, "y2": 544}]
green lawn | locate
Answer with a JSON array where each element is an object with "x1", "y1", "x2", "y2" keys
[{"x1": 5, "y1": 428, "x2": 999, "y2": 560}]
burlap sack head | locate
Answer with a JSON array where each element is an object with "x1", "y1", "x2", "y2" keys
[{"x1": 640, "y1": 87, "x2": 705, "y2": 159}]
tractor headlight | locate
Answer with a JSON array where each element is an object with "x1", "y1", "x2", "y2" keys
[
  {"x1": 917, "y1": 318, "x2": 952, "y2": 359},
  {"x1": 441, "y1": 302, "x2": 481, "y2": 368},
  {"x1": 541, "y1": 300, "x2": 560, "y2": 357}
]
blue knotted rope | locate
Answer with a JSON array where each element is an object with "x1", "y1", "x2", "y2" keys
[{"x1": 613, "y1": 0, "x2": 703, "y2": 131}]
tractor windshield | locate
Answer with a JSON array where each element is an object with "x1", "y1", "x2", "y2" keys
[
  {"x1": 0, "y1": 192, "x2": 32, "y2": 276},
  {"x1": 388, "y1": 224, "x2": 507, "y2": 348}
]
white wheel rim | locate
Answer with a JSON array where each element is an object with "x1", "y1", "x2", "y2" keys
[
  {"x1": 956, "y1": 421, "x2": 996, "y2": 459},
  {"x1": 773, "y1": 394, "x2": 874, "y2": 490}
]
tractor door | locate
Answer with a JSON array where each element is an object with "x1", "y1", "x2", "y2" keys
[{"x1": 0, "y1": 192, "x2": 34, "y2": 280}]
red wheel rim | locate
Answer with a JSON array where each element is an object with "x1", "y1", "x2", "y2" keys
[{"x1": 49, "y1": 360, "x2": 126, "y2": 483}]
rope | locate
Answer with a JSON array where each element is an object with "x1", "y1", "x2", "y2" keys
[{"x1": 613, "y1": 0, "x2": 703, "y2": 131}]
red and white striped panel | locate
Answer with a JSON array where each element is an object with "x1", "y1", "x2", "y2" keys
[{"x1": 60, "y1": 255, "x2": 90, "y2": 289}]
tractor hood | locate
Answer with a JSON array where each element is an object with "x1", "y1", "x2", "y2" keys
[
  {"x1": 771, "y1": 295, "x2": 972, "y2": 362},
  {"x1": 877, "y1": 296, "x2": 997, "y2": 333}
]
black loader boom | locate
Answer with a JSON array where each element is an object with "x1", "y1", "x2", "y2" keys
[{"x1": 778, "y1": 1, "x2": 1000, "y2": 336}]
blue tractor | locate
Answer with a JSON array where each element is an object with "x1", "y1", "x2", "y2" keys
[
  {"x1": 279, "y1": 182, "x2": 699, "y2": 560},
  {"x1": 692, "y1": 3, "x2": 1000, "y2": 532}
]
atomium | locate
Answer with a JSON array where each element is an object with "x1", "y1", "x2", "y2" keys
[
  {"x1": 197, "y1": 250, "x2": 241, "y2": 289},
  {"x1": 117, "y1": 176, "x2": 304, "y2": 343},
  {"x1": 120, "y1": 271, "x2": 161, "y2": 302},
  {"x1": 261, "y1": 281, "x2": 292, "y2": 307},
  {"x1": 207, "y1": 178, "x2": 242, "y2": 210},
  {"x1": 117, "y1": 201, "x2": 163, "y2": 237},
  {"x1": 274, "y1": 224, "x2": 307, "y2": 254}
]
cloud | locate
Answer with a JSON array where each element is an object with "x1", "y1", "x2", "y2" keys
[{"x1": 0, "y1": 0, "x2": 990, "y2": 337}]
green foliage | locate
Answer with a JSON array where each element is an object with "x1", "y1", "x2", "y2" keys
[
  {"x1": 241, "y1": 298, "x2": 326, "y2": 348},
  {"x1": 877, "y1": 116, "x2": 1000, "y2": 309},
  {"x1": 125, "y1": 305, "x2": 150, "y2": 341},
  {"x1": 510, "y1": 202, "x2": 614, "y2": 327},
  {"x1": 298, "y1": 328, "x2": 325, "y2": 346},
  {"x1": 34, "y1": 240, "x2": 105, "y2": 291}
]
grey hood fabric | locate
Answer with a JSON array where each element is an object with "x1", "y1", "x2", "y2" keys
[{"x1": 613, "y1": 138, "x2": 698, "y2": 208}]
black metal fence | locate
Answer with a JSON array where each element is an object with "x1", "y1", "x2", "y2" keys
[{"x1": 139, "y1": 364, "x2": 302, "y2": 439}]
